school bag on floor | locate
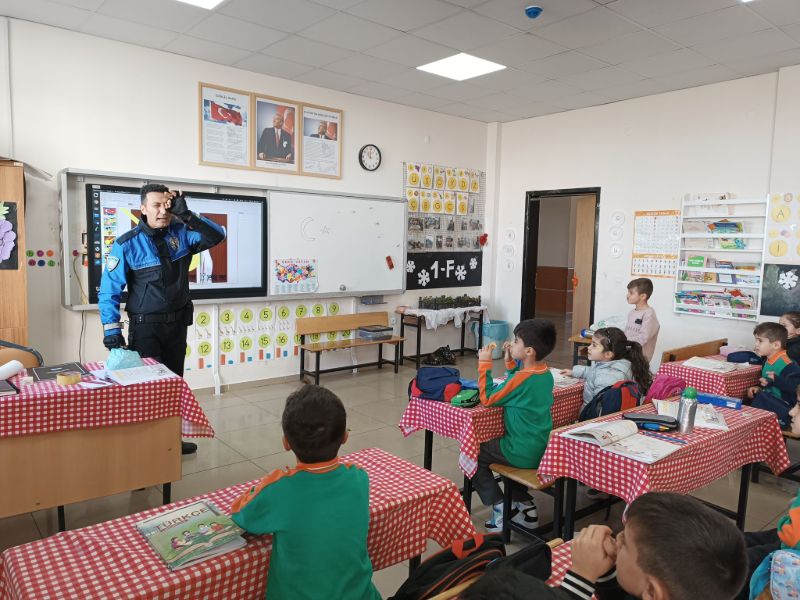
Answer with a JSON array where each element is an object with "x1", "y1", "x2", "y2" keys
[
  {"x1": 644, "y1": 374, "x2": 686, "y2": 402},
  {"x1": 408, "y1": 366, "x2": 461, "y2": 402},
  {"x1": 579, "y1": 380, "x2": 642, "y2": 421},
  {"x1": 388, "y1": 533, "x2": 505, "y2": 600}
]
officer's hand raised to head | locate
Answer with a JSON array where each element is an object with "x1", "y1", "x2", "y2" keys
[
  {"x1": 103, "y1": 333, "x2": 126, "y2": 350},
  {"x1": 165, "y1": 190, "x2": 191, "y2": 221}
]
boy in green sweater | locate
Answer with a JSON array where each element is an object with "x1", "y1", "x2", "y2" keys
[
  {"x1": 230, "y1": 385, "x2": 380, "y2": 600},
  {"x1": 472, "y1": 318, "x2": 557, "y2": 532}
]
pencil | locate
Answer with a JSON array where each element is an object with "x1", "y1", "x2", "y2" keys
[{"x1": 641, "y1": 431, "x2": 687, "y2": 445}]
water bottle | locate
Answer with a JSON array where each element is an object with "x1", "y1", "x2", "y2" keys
[{"x1": 677, "y1": 386, "x2": 698, "y2": 434}]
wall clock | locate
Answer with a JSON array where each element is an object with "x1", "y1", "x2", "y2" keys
[{"x1": 358, "y1": 144, "x2": 381, "y2": 171}]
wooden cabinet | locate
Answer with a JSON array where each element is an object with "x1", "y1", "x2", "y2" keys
[{"x1": 0, "y1": 160, "x2": 27, "y2": 345}]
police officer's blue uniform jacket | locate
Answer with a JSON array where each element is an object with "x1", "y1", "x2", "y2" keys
[{"x1": 99, "y1": 212, "x2": 225, "y2": 335}]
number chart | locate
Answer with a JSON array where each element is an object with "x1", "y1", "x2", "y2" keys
[{"x1": 631, "y1": 210, "x2": 680, "y2": 278}]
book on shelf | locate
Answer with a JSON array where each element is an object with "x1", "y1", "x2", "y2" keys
[
  {"x1": 136, "y1": 500, "x2": 247, "y2": 571},
  {"x1": 561, "y1": 419, "x2": 682, "y2": 464},
  {"x1": 735, "y1": 263, "x2": 760, "y2": 285},
  {"x1": 715, "y1": 261, "x2": 735, "y2": 284}
]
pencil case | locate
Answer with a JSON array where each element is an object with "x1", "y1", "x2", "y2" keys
[
  {"x1": 696, "y1": 393, "x2": 741, "y2": 410},
  {"x1": 623, "y1": 413, "x2": 679, "y2": 431}
]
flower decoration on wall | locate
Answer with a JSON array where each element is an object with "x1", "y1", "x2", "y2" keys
[
  {"x1": 0, "y1": 219, "x2": 16, "y2": 263},
  {"x1": 778, "y1": 269, "x2": 798, "y2": 290}
]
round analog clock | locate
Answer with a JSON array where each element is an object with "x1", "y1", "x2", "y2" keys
[{"x1": 358, "y1": 144, "x2": 381, "y2": 171}]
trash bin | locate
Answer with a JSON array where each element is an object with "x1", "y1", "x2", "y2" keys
[{"x1": 471, "y1": 320, "x2": 509, "y2": 359}]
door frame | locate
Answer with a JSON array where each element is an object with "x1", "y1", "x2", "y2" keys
[{"x1": 520, "y1": 187, "x2": 601, "y2": 324}]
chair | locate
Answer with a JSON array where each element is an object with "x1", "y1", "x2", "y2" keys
[
  {"x1": 428, "y1": 539, "x2": 565, "y2": 599},
  {"x1": 0, "y1": 339, "x2": 43, "y2": 368},
  {"x1": 660, "y1": 338, "x2": 727, "y2": 364}
]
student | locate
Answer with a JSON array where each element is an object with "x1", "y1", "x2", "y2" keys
[
  {"x1": 472, "y1": 318, "x2": 557, "y2": 533},
  {"x1": 747, "y1": 322, "x2": 799, "y2": 428},
  {"x1": 624, "y1": 278, "x2": 660, "y2": 363},
  {"x1": 561, "y1": 327, "x2": 652, "y2": 411},
  {"x1": 461, "y1": 492, "x2": 747, "y2": 600},
  {"x1": 230, "y1": 385, "x2": 380, "y2": 600},
  {"x1": 779, "y1": 311, "x2": 800, "y2": 363}
]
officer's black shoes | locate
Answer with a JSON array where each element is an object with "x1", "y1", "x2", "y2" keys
[{"x1": 181, "y1": 441, "x2": 198, "y2": 455}]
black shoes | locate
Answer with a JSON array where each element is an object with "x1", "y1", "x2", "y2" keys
[{"x1": 181, "y1": 441, "x2": 197, "y2": 455}]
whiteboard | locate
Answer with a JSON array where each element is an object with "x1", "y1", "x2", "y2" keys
[{"x1": 268, "y1": 190, "x2": 406, "y2": 297}]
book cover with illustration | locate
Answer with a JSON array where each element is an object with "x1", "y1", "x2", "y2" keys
[{"x1": 136, "y1": 500, "x2": 246, "y2": 570}]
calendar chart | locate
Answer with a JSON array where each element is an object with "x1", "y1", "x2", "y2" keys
[{"x1": 631, "y1": 210, "x2": 680, "y2": 278}]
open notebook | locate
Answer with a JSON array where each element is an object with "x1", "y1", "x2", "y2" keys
[
  {"x1": 681, "y1": 356, "x2": 737, "y2": 373},
  {"x1": 561, "y1": 420, "x2": 683, "y2": 464}
]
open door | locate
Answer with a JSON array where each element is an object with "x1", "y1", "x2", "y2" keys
[{"x1": 571, "y1": 195, "x2": 597, "y2": 336}]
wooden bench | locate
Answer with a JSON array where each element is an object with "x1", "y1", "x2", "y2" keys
[
  {"x1": 660, "y1": 338, "x2": 728, "y2": 364},
  {"x1": 296, "y1": 312, "x2": 404, "y2": 385}
]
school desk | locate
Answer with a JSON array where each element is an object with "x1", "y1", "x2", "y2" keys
[
  {"x1": 546, "y1": 541, "x2": 590, "y2": 593},
  {"x1": 0, "y1": 448, "x2": 475, "y2": 600},
  {"x1": 397, "y1": 306, "x2": 487, "y2": 369},
  {"x1": 656, "y1": 355, "x2": 761, "y2": 399},
  {"x1": 0, "y1": 359, "x2": 213, "y2": 531},
  {"x1": 538, "y1": 403, "x2": 790, "y2": 540},
  {"x1": 399, "y1": 380, "x2": 584, "y2": 511}
]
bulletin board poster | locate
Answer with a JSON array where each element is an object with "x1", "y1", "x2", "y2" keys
[
  {"x1": 404, "y1": 161, "x2": 485, "y2": 289},
  {"x1": 631, "y1": 210, "x2": 680, "y2": 278},
  {"x1": 300, "y1": 104, "x2": 342, "y2": 179},
  {"x1": 199, "y1": 83, "x2": 251, "y2": 169},
  {"x1": 765, "y1": 192, "x2": 800, "y2": 265},
  {"x1": 271, "y1": 258, "x2": 318, "y2": 295}
]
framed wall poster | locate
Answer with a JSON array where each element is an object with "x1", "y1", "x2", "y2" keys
[
  {"x1": 198, "y1": 83, "x2": 252, "y2": 169},
  {"x1": 254, "y1": 95, "x2": 300, "y2": 174},
  {"x1": 300, "y1": 104, "x2": 342, "y2": 179}
]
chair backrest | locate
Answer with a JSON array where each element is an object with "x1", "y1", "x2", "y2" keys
[
  {"x1": 295, "y1": 312, "x2": 389, "y2": 336},
  {"x1": 0, "y1": 346, "x2": 42, "y2": 369},
  {"x1": 660, "y1": 338, "x2": 728, "y2": 364}
]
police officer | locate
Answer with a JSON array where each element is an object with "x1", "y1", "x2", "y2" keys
[{"x1": 99, "y1": 183, "x2": 225, "y2": 455}]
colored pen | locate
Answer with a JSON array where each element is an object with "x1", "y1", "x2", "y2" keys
[
  {"x1": 640, "y1": 423, "x2": 670, "y2": 431},
  {"x1": 641, "y1": 431, "x2": 687, "y2": 445}
]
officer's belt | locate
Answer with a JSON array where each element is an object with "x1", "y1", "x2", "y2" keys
[{"x1": 129, "y1": 308, "x2": 187, "y2": 324}]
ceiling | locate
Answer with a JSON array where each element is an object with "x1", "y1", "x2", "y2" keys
[{"x1": 4, "y1": 0, "x2": 800, "y2": 122}]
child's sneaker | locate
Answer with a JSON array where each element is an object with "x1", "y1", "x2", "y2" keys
[
  {"x1": 510, "y1": 499, "x2": 539, "y2": 531},
  {"x1": 484, "y1": 502, "x2": 505, "y2": 532}
]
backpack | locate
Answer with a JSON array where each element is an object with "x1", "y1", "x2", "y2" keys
[
  {"x1": 484, "y1": 538, "x2": 552, "y2": 581},
  {"x1": 579, "y1": 380, "x2": 642, "y2": 421},
  {"x1": 389, "y1": 533, "x2": 506, "y2": 600},
  {"x1": 423, "y1": 345, "x2": 457, "y2": 366},
  {"x1": 644, "y1": 373, "x2": 686, "y2": 403},
  {"x1": 409, "y1": 366, "x2": 461, "y2": 402}
]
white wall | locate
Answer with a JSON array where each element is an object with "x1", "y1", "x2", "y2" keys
[
  {"x1": 536, "y1": 198, "x2": 572, "y2": 268},
  {"x1": 494, "y1": 74, "x2": 780, "y2": 364},
  {"x1": 7, "y1": 19, "x2": 488, "y2": 388}
]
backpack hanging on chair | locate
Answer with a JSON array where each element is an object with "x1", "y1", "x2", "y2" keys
[{"x1": 579, "y1": 380, "x2": 642, "y2": 421}]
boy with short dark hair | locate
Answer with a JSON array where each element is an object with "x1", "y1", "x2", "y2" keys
[
  {"x1": 472, "y1": 318, "x2": 557, "y2": 532},
  {"x1": 461, "y1": 492, "x2": 747, "y2": 600},
  {"x1": 747, "y1": 322, "x2": 800, "y2": 428},
  {"x1": 624, "y1": 278, "x2": 660, "y2": 362},
  {"x1": 230, "y1": 385, "x2": 380, "y2": 600}
]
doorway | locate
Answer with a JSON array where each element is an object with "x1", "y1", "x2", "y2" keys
[{"x1": 520, "y1": 188, "x2": 599, "y2": 365}]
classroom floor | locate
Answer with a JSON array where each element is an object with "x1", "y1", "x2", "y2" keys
[{"x1": 1, "y1": 351, "x2": 797, "y2": 598}]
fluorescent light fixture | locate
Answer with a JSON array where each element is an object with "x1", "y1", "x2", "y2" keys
[
  {"x1": 417, "y1": 53, "x2": 506, "y2": 82},
  {"x1": 740, "y1": 0, "x2": 755, "y2": 3},
  {"x1": 173, "y1": 0, "x2": 225, "y2": 9}
]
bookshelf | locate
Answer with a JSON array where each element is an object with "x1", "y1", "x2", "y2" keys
[{"x1": 674, "y1": 193, "x2": 768, "y2": 322}]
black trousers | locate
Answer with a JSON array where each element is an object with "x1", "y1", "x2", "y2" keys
[
  {"x1": 471, "y1": 438, "x2": 534, "y2": 506},
  {"x1": 128, "y1": 320, "x2": 188, "y2": 377}
]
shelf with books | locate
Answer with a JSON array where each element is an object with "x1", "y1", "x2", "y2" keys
[{"x1": 675, "y1": 193, "x2": 767, "y2": 322}]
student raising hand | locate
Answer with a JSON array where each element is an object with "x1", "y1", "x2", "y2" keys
[{"x1": 570, "y1": 524, "x2": 617, "y2": 583}]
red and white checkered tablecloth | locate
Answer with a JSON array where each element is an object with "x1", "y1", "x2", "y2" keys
[
  {"x1": 656, "y1": 355, "x2": 761, "y2": 399},
  {"x1": 0, "y1": 448, "x2": 475, "y2": 600},
  {"x1": 1, "y1": 359, "x2": 213, "y2": 439},
  {"x1": 546, "y1": 541, "x2": 597, "y2": 598},
  {"x1": 538, "y1": 403, "x2": 790, "y2": 503},
  {"x1": 398, "y1": 382, "x2": 585, "y2": 477}
]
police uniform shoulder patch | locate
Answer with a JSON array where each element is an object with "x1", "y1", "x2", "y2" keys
[
  {"x1": 168, "y1": 236, "x2": 180, "y2": 251},
  {"x1": 106, "y1": 255, "x2": 120, "y2": 271}
]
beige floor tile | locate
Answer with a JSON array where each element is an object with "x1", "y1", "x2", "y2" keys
[
  {"x1": 251, "y1": 450, "x2": 296, "y2": 474},
  {"x1": 373, "y1": 562, "x2": 410, "y2": 598},
  {"x1": 216, "y1": 422, "x2": 287, "y2": 459},
  {"x1": 195, "y1": 391, "x2": 250, "y2": 411},
  {"x1": 352, "y1": 400, "x2": 412, "y2": 427},
  {"x1": 203, "y1": 403, "x2": 280, "y2": 434},
  {"x1": 181, "y1": 437, "x2": 249, "y2": 477},
  {"x1": 233, "y1": 381, "x2": 303, "y2": 403},
  {"x1": 0, "y1": 514, "x2": 42, "y2": 552},
  {"x1": 346, "y1": 410, "x2": 387, "y2": 435},
  {"x1": 249, "y1": 397, "x2": 288, "y2": 417},
  {"x1": 343, "y1": 425, "x2": 446, "y2": 459},
  {"x1": 171, "y1": 461, "x2": 266, "y2": 503}
]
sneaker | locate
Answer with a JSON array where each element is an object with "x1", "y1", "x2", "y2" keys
[
  {"x1": 484, "y1": 502, "x2": 506, "y2": 532},
  {"x1": 181, "y1": 441, "x2": 198, "y2": 455},
  {"x1": 586, "y1": 488, "x2": 610, "y2": 501},
  {"x1": 510, "y1": 500, "x2": 539, "y2": 531}
]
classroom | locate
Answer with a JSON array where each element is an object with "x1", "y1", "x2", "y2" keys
[{"x1": 1, "y1": 0, "x2": 800, "y2": 598}]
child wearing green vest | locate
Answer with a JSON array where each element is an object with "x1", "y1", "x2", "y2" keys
[
  {"x1": 471, "y1": 318, "x2": 557, "y2": 533},
  {"x1": 230, "y1": 385, "x2": 380, "y2": 600}
]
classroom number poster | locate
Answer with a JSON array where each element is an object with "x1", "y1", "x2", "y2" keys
[{"x1": 631, "y1": 210, "x2": 679, "y2": 278}]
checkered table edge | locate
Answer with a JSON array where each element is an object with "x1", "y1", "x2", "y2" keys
[
  {"x1": 2, "y1": 359, "x2": 213, "y2": 439},
  {"x1": 656, "y1": 355, "x2": 761, "y2": 399}
]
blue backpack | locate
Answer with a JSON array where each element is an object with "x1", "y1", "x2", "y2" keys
[
  {"x1": 579, "y1": 381, "x2": 643, "y2": 421},
  {"x1": 409, "y1": 367, "x2": 461, "y2": 402}
]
